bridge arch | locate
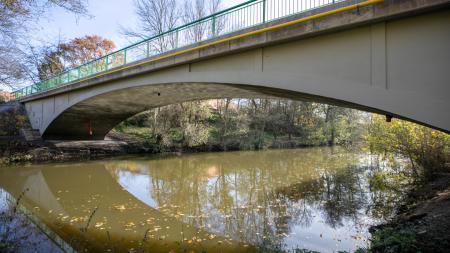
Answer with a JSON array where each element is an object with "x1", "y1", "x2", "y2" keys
[{"x1": 40, "y1": 81, "x2": 390, "y2": 140}]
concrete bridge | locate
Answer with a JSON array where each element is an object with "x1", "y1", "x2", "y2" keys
[{"x1": 15, "y1": 0, "x2": 450, "y2": 140}]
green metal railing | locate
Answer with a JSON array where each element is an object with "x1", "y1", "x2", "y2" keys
[{"x1": 13, "y1": 0, "x2": 345, "y2": 99}]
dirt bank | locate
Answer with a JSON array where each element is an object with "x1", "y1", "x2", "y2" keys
[
  {"x1": 0, "y1": 131, "x2": 154, "y2": 165},
  {"x1": 369, "y1": 174, "x2": 450, "y2": 253}
]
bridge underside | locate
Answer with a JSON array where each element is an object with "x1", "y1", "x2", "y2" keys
[
  {"x1": 22, "y1": 4, "x2": 450, "y2": 140},
  {"x1": 42, "y1": 83, "x2": 379, "y2": 140},
  {"x1": 43, "y1": 83, "x2": 271, "y2": 140}
]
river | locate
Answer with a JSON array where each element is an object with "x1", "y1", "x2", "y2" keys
[{"x1": 0, "y1": 147, "x2": 405, "y2": 253}]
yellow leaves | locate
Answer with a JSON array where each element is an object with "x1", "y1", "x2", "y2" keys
[
  {"x1": 114, "y1": 205, "x2": 126, "y2": 211},
  {"x1": 94, "y1": 222, "x2": 104, "y2": 228},
  {"x1": 69, "y1": 217, "x2": 79, "y2": 223},
  {"x1": 145, "y1": 217, "x2": 155, "y2": 225},
  {"x1": 124, "y1": 222, "x2": 136, "y2": 231},
  {"x1": 365, "y1": 114, "x2": 450, "y2": 176}
]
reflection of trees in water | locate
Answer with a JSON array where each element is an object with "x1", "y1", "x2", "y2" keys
[
  {"x1": 273, "y1": 164, "x2": 368, "y2": 232},
  {"x1": 106, "y1": 148, "x2": 399, "y2": 250},
  {"x1": 364, "y1": 155, "x2": 410, "y2": 220},
  {"x1": 320, "y1": 165, "x2": 367, "y2": 228}
]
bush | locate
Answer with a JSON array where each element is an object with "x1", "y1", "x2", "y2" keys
[
  {"x1": 365, "y1": 227, "x2": 420, "y2": 253},
  {"x1": 365, "y1": 115, "x2": 450, "y2": 180}
]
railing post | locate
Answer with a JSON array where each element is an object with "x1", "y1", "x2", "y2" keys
[
  {"x1": 175, "y1": 29, "x2": 179, "y2": 49},
  {"x1": 212, "y1": 16, "x2": 216, "y2": 37},
  {"x1": 106, "y1": 55, "x2": 109, "y2": 70},
  {"x1": 124, "y1": 50, "x2": 127, "y2": 65},
  {"x1": 263, "y1": 0, "x2": 267, "y2": 23},
  {"x1": 146, "y1": 41, "x2": 150, "y2": 57}
]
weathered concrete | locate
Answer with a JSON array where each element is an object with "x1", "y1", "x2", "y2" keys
[{"x1": 20, "y1": 0, "x2": 450, "y2": 139}]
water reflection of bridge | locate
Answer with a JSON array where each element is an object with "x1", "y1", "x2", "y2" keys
[{"x1": 0, "y1": 164, "x2": 255, "y2": 253}]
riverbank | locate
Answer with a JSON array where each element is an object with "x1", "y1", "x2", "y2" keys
[
  {"x1": 0, "y1": 130, "x2": 333, "y2": 165},
  {"x1": 365, "y1": 174, "x2": 450, "y2": 253},
  {"x1": 0, "y1": 132, "x2": 152, "y2": 165}
]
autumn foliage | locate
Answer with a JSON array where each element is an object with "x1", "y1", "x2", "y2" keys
[
  {"x1": 365, "y1": 115, "x2": 450, "y2": 179},
  {"x1": 38, "y1": 35, "x2": 115, "y2": 80}
]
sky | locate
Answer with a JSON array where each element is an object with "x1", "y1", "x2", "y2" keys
[{"x1": 36, "y1": 0, "x2": 247, "y2": 48}]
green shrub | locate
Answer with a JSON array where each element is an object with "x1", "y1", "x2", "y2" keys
[{"x1": 357, "y1": 227, "x2": 421, "y2": 253}]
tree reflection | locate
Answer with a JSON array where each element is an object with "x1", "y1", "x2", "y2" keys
[{"x1": 105, "y1": 147, "x2": 398, "y2": 251}]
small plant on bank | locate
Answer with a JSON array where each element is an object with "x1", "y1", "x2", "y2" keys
[
  {"x1": 0, "y1": 188, "x2": 42, "y2": 253},
  {"x1": 356, "y1": 227, "x2": 421, "y2": 253}
]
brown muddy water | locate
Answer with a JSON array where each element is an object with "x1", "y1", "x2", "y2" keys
[{"x1": 0, "y1": 147, "x2": 404, "y2": 253}]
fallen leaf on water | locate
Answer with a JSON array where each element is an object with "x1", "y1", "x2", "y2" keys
[
  {"x1": 114, "y1": 205, "x2": 126, "y2": 211},
  {"x1": 95, "y1": 222, "x2": 104, "y2": 228}
]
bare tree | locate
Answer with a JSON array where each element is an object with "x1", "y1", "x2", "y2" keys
[
  {"x1": 0, "y1": 0, "x2": 90, "y2": 90},
  {"x1": 122, "y1": 0, "x2": 223, "y2": 53},
  {"x1": 182, "y1": 0, "x2": 222, "y2": 43},
  {"x1": 121, "y1": 0, "x2": 180, "y2": 53}
]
